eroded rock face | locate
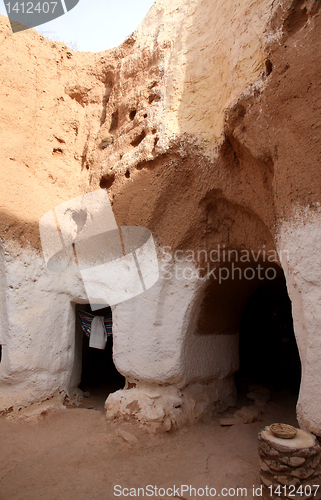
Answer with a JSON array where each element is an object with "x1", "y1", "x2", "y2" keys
[{"x1": 0, "y1": 0, "x2": 321, "y2": 433}]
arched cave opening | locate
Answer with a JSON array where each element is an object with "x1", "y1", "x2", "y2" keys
[
  {"x1": 75, "y1": 304, "x2": 125, "y2": 410},
  {"x1": 236, "y1": 277, "x2": 301, "y2": 398},
  {"x1": 185, "y1": 257, "x2": 301, "y2": 420}
]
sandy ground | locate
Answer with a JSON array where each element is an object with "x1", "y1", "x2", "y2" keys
[{"x1": 0, "y1": 392, "x2": 299, "y2": 500}]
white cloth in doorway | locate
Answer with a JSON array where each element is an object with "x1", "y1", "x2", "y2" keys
[{"x1": 89, "y1": 315, "x2": 107, "y2": 350}]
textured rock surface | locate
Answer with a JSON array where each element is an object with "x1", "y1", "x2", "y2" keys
[
  {"x1": 105, "y1": 377, "x2": 236, "y2": 432},
  {"x1": 0, "y1": 0, "x2": 321, "y2": 432}
]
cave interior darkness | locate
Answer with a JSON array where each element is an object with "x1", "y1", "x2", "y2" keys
[
  {"x1": 236, "y1": 278, "x2": 301, "y2": 397},
  {"x1": 76, "y1": 304, "x2": 125, "y2": 405}
]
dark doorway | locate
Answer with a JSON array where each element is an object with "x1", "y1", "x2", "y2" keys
[
  {"x1": 76, "y1": 304, "x2": 125, "y2": 410},
  {"x1": 237, "y1": 277, "x2": 301, "y2": 396}
]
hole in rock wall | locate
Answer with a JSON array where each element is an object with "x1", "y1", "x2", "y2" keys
[
  {"x1": 148, "y1": 93, "x2": 161, "y2": 104},
  {"x1": 129, "y1": 109, "x2": 137, "y2": 120},
  {"x1": 75, "y1": 304, "x2": 125, "y2": 410},
  {"x1": 100, "y1": 172, "x2": 115, "y2": 189},
  {"x1": 55, "y1": 136, "x2": 65, "y2": 144},
  {"x1": 131, "y1": 130, "x2": 146, "y2": 147},
  {"x1": 109, "y1": 110, "x2": 119, "y2": 133},
  {"x1": 52, "y1": 147, "x2": 63, "y2": 155},
  {"x1": 264, "y1": 59, "x2": 273, "y2": 77}
]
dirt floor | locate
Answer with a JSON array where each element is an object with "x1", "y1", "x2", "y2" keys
[{"x1": 0, "y1": 391, "x2": 299, "y2": 500}]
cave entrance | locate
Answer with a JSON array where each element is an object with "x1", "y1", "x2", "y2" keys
[
  {"x1": 236, "y1": 277, "x2": 301, "y2": 398},
  {"x1": 75, "y1": 304, "x2": 125, "y2": 410},
  {"x1": 186, "y1": 258, "x2": 301, "y2": 421}
]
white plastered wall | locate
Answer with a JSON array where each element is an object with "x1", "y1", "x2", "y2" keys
[
  {"x1": 0, "y1": 243, "x2": 87, "y2": 411},
  {"x1": 106, "y1": 256, "x2": 238, "y2": 430},
  {"x1": 277, "y1": 207, "x2": 321, "y2": 437},
  {"x1": 0, "y1": 246, "x2": 237, "y2": 426}
]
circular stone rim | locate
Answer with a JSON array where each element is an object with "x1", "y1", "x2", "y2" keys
[{"x1": 260, "y1": 426, "x2": 316, "y2": 452}]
